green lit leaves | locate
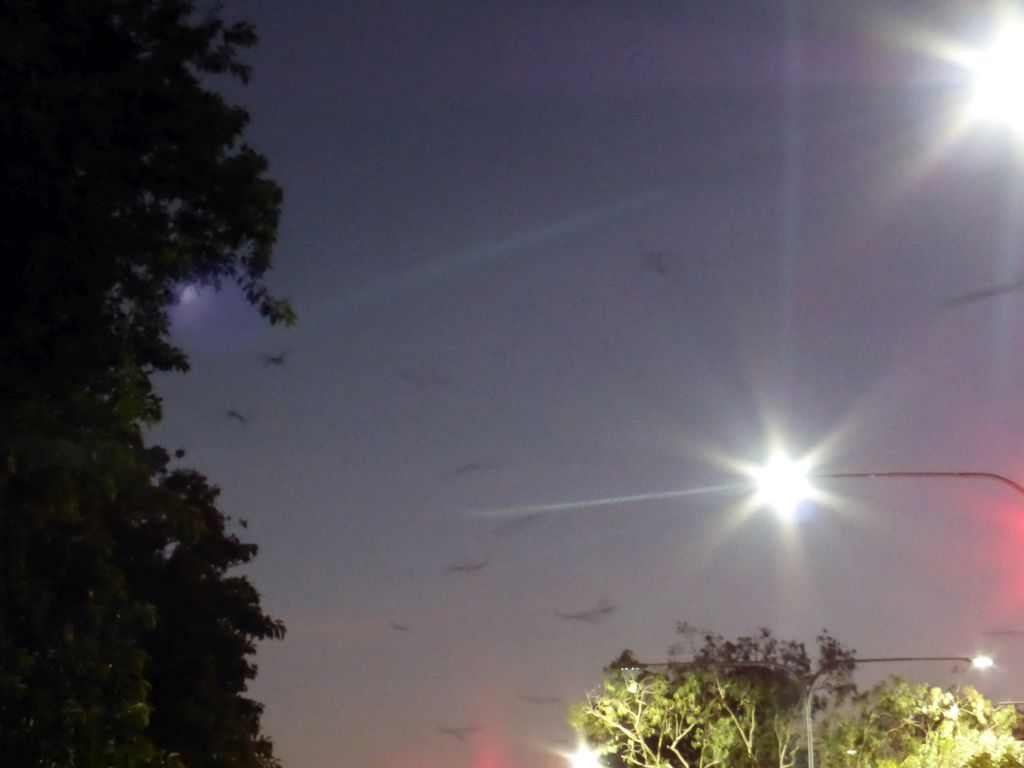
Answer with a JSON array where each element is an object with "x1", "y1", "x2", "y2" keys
[
  {"x1": 571, "y1": 664, "x2": 798, "y2": 768},
  {"x1": 816, "y1": 680, "x2": 1024, "y2": 768}
]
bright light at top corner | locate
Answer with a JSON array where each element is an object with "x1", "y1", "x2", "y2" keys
[
  {"x1": 754, "y1": 454, "x2": 813, "y2": 522},
  {"x1": 967, "y1": 16, "x2": 1024, "y2": 131}
]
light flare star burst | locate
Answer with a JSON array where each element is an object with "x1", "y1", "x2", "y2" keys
[
  {"x1": 904, "y1": 3, "x2": 1024, "y2": 146},
  {"x1": 752, "y1": 454, "x2": 816, "y2": 522},
  {"x1": 556, "y1": 743, "x2": 604, "y2": 768},
  {"x1": 964, "y1": 15, "x2": 1024, "y2": 132}
]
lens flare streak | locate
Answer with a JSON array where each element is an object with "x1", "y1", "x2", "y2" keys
[{"x1": 474, "y1": 483, "x2": 749, "y2": 521}]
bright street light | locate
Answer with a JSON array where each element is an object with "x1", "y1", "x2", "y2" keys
[
  {"x1": 564, "y1": 743, "x2": 603, "y2": 768},
  {"x1": 923, "y1": 6, "x2": 1024, "y2": 139},
  {"x1": 753, "y1": 459, "x2": 1024, "y2": 519},
  {"x1": 966, "y1": 16, "x2": 1024, "y2": 131},
  {"x1": 753, "y1": 453, "x2": 814, "y2": 520}
]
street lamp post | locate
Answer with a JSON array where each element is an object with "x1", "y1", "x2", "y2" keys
[
  {"x1": 744, "y1": 460, "x2": 1012, "y2": 767},
  {"x1": 812, "y1": 471, "x2": 1024, "y2": 499},
  {"x1": 613, "y1": 654, "x2": 992, "y2": 768},
  {"x1": 559, "y1": 459, "x2": 1010, "y2": 767},
  {"x1": 753, "y1": 458, "x2": 1024, "y2": 521}
]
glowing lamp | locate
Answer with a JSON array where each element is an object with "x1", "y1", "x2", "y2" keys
[
  {"x1": 968, "y1": 19, "x2": 1024, "y2": 130},
  {"x1": 567, "y1": 744, "x2": 603, "y2": 768},
  {"x1": 754, "y1": 454, "x2": 813, "y2": 520}
]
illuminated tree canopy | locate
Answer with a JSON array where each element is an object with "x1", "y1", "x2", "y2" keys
[
  {"x1": 818, "y1": 679, "x2": 1024, "y2": 768},
  {"x1": 571, "y1": 629, "x2": 1024, "y2": 768}
]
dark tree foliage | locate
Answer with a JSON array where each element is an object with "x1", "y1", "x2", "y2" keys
[
  {"x1": 0, "y1": 0, "x2": 292, "y2": 427},
  {"x1": 0, "y1": 443, "x2": 161, "y2": 768},
  {"x1": 1, "y1": 444, "x2": 285, "y2": 767},
  {"x1": 0, "y1": 2, "x2": 291, "y2": 766},
  {"x1": 691, "y1": 625, "x2": 857, "y2": 710},
  {"x1": 116, "y1": 449, "x2": 285, "y2": 768}
]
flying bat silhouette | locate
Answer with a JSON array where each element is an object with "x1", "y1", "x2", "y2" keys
[
  {"x1": 394, "y1": 368, "x2": 452, "y2": 391},
  {"x1": 676, "y1": 620, "x2": 712, "y2": 637},
  {"x1": 517, "y1": 694, "x2": 564, "y2": 706},
  {"x1": 492, "y1": 512, "x2": 543, "y2": 537},
  {"x1": 262, "y1": 352, "x2": 287, "y2": 367},
  {"x1": 943, "y1": 278, "x2": 1024, "y2": 309},
  {"x1": 225, "y1": 410, "x2": 247, "y2": 426},
  {"x1": 436, "y1": 724, "x2": 483, "y2": 743},
  {"x1": 555, "y1": 600, "x2": 618, "y2": 624},
  {"x1": 442, "y1": 559, "x2": 488, "y2": 575},
  {"x1": 444, "y1": 461, "x2": 501, "y2": 478},
  {"x1": 669, "y1": 621, "x2": 715, "y2": 658},
  {"x1": 643, "y1": 250, "x2": 684, "y2": 284},
  {"x1": 982, "y1": 629, "x2": 1024, "y2": 637}
]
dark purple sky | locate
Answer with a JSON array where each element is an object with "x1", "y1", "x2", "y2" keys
[{"x1": 153, "y1": 2, "x2": 1024, "y2": 766}]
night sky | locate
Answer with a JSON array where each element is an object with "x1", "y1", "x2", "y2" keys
[{"x1": 152, "y1": 2, "x2": 1024, "y2": 766}]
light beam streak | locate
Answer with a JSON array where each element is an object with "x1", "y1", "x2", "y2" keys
[
  {"x1": 780, "y1": 0, "x2": 804, "y2": 382},
  {"x1": 472, "y1": 482, "x2": 748, "y2": 521},
  {"x1": 306, "y1": 189, "x2": 666, "y2": 324}
]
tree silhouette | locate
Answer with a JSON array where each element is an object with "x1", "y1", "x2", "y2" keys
[{"x1": 1, "y1": 2, "x2": 291, "y2": 766}]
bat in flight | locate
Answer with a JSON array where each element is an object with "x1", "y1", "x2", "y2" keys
[
  {"x1": 442, "y1": 559, "x2": 489, "y2": 575},
  {"x1": 443, "y1": 461, "x2": 501, "y2": 478},
  {"x1": 555, "y1": 600, "x2": 618, "y2": 624},
  {"x1": 943, "y1": 278, "x2": 1024, "y2": 309},
  {"x1": 643, "y1": 250, "x2": 684, "y2": 284},
  {"x1": 492, "y1": 512, "x2": 543, "y2": 537},
  {"x1": 517, "y1": 694, "x2": 564, "y2": 706},
  {"x1": 225, "y1": 410, "x2": 247, "y2": 426},
  {"x1": 394, "y1": 368, "x2": 452, "y2": 391},
  {"x1": 436, "y1": 724, "x2": 483, "y2": 743}
]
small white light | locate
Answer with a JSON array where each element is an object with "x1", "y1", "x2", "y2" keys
[
  {"x1": 567, "y1": 744, "x2": 603, "y2": 768},
  {"x1": 178, "y1": 284, "x2": 199, "y2": 304},
  {"x1": 972, "y1": 655, "x2": 994, "y2": 669},
  {"x1": 846, "y1": 748, "x2": 858, "y2": 755}
]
